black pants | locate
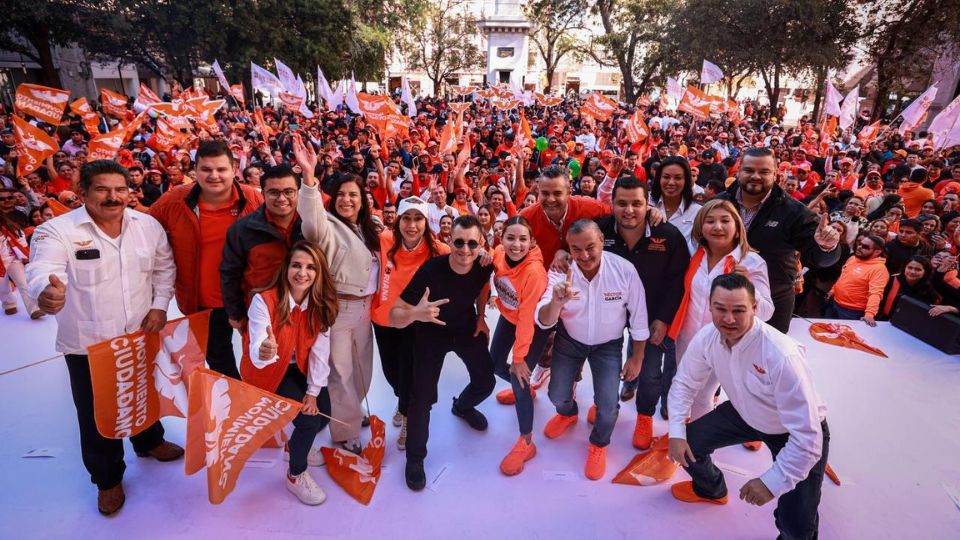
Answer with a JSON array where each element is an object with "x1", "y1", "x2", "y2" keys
[
  {"x1": 201, "y1": 306, "x2": 240, "y2": 379},
  {"x1": 406, "y1": 330, "x2": 495, "y2": 462},
  {"x1": 626, "y1": 338, "x2": 677, "y2": 416},
  {"x1": 769, "y1": 289, "x2": 796, "y2": 334},
  {"x1": 684, "y1": 401, "x2": 830, "y2": 540},
  {"x1": 273, "y1": 363, "x2": 331, "y2": 476},
  {"x1": 65, "y1": 354, "x2": 166, "y2": 490},
  {"x1": 373, "y1": 323, "x2": 415, "y2": 416}
]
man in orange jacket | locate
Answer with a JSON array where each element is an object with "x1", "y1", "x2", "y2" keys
[
  {"x1": 150, "y1": 141, "x2": 263, "y2": 378},
  {"x1": 826, "y1": 235, "x2": 890, "y2": 326}
]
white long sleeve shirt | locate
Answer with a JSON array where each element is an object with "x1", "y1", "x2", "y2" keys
[
  {"x1": 26, "y1": 207, "x2": 175, "y2": 354},
  {"x1": 246, "y1": 292, "x2": 330, "y2": 397},
  {"x1": 650, "y1": 197, "x2": 702, "y2": 254},
  {"x1": 669, "y1": 318, "x2": 827, "y2": 498},
  {"x1": 536, "y1": 251, "x2": 649, "y2": 345}
]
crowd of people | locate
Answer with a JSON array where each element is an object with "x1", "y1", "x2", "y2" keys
[{"x1": 3, "y1": 83, "x2": 959, "y2": 538}]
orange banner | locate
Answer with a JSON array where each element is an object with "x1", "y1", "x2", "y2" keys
[
  {"x1": 809, "y1": 322, "x2": 887, "y2": 357},
  {"x1": 581, "y1": 92, "x2": 617, "y2": 122},
  {"x1": 134, "y1": 83, "x2": 162, "y2": 112},
  {"x1": 100, "y1": 88, "x2": 131, "y2": 118},
  {"x1": 86, "y1": 312, "x2": 210, "y2": 438},
  {"x1": 185, "y1": 368, "x2": 301, "y2": 504},
  {"x1": 677, "y1": 86, "x2": 710, "y2": 119},
  {"x1": 15, "y1": 83, "x2": 70, "y2": 125},
  {"x1": 613, "y1": 436, "x2": 678, "y2": 486},
  {"x1": 11, "y1": 115, "x2": 59, "y2": 177},
  {"x1": 321, "y1": 415, "x2": 385, "y2": 505},
  {"x1": 230, "y1": 84, "x2": 245, "y2": 105},
  {"x1": 86, "y1": 125, "x2": 126, "y2": 162},
  {"x1": 625, "y1": 110, "x2": 650, "y2": 144},
  {"x1": 278, "y1": 92, "x2": 304, "y2": 112}
]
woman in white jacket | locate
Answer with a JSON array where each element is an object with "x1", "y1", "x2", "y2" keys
[
  {"x1": 668, "y1": 199, "x2": 774, "y2": 421},
  {"x1": 0, "y1": 214, "x2": 41, "y2": 319}
]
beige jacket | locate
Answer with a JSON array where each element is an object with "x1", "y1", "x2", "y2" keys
[{"x1": 298, "y1": 184, "x2": 375, "y2": 296}]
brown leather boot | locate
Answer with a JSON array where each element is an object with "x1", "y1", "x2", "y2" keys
[
  {"x1": 135, "y1": 441, "x2": 184, "y2": 462},
  {"x1": 98, "y1": 484, "x2": 125, "y2": 515}
]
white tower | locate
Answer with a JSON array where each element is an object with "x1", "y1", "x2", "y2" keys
[{"x1": 477, "y1": 0, "x2": 533, "y2": 87}]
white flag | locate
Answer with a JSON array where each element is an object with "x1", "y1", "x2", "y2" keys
[
  {"x1": 273, "y1": 58, "x2": 298, "y2": 94},
  {"x1": 212, "y1": 60, "x2": 231, "y2": 91},
  {"x1": 700, "y1": 60, "x2": 724, "y2": 85},
  {"x1": 294, "y1": 75, "x2": 314, "y2": 119},
  {"x1": 824, "y1": 80, "x2": 842, "y2": 117},
  {"x1": 928, "y1": 93, "x2": 960, "y2": 149},
  {"x1": 345, "y1": 75, "x2": 361, "y2": 114},
  {"x1": 326, "y1": 81, "x2": 344, "y2": 111},
  {"x1": 898, "y1": 84, "x2": 939, "y2": 135},
  {"x1": 838, "y1": 85, "x2": 859, "y2": 131},
  {"x1": 666, "y1": 77, "x2": 684, "y2": 101},
  {"x1": 401, "y1": 77, "x2": 417, "y2": 117},
  {"x1": 316, "y1": 66, "x2": 333, "y2": 105},
  {"x1": 251, "y1": 62, "x2": 283, "y2": 94}
]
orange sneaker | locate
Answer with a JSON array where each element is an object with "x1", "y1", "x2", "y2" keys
[
  {"x1": 499, "y1": 437, "x2": 536, "y2": 476},
  {"x1": 584, "y1": 444, "x2": 606, "y2": 480},
  {"x1": 587, "y1": 404, "x2": 597, "y2": 425},
  {"x1": 671, "y1": 481, "x2": 728, "y2": 505},
  {"x1": 632, "y1": 415, "x2": 653, "y2": 450},
  {"x1": 496, "y1": 386, "x2": 536, "y2": 405},
  {"x1": 743, "y1": 441, "x2": 762, "y2": 451},
  {"x1": 543, "y1": 414, "x2": 578, "y2": 439}
]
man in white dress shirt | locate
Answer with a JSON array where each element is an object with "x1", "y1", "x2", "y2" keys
[
  {"x1": 27, "y1": 160, "x2": 182, "y2": 516},
  {"x1": 667, "y1": 273, "x2": 829, "y2": 540},
  {"x1": 536, "y1": 219, "x2": 648, "y2": 480}
]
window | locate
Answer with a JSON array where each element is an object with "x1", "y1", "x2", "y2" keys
[{"x1": 497, "y1": 47, "x2": 515, "y2": 58}]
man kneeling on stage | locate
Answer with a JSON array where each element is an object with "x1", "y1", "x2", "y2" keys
[{"x1": 668, "y1": 273, "x2": 829, "y2": 540}]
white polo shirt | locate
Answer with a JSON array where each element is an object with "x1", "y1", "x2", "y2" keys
[{"x1": 536, "y1": 251, "x2": 649, "y2": 345}]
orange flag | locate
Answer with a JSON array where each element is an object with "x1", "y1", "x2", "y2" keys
[
  {"x1": 516, "y1": 111, "x2": 533, "y2": 150},
  {"x1": 636, "y1": 95, "x2": 652, "y2": 107},
  {"x1": 86, "y1": 312, "x2": 211, "y2": 438},
  {"x1": 11, "y1": 115, "x2": 59, "y2": 177},
  {"x1": 492, "y1": 97, "x2": 521, "y2": 111},
  {"x1": 70, "y1": 97, "x2": 102, "y2": 136},
  {"x1": 678, "y1": 86, "x2": 711, "y2": 120},
  {"x1": 320, "y1": 415, "x2": 386, "y2": 505},
  {"x1": 149, "y1": 117, "x2": 183, "y2": 151},
  {"x1": 86, "y1": 125, "x2": 127, "y2": 162},
  {"x1": 438, "y1": 119, "x2": 457, "y2": 155},
  {"x1": 858, "y1": 120, "x2": 882, "y2": 146},
  {"x1": 15, "y1": 83, "x2": 70, "y2": 125},
  {"x1": 134, "y1": 83, "x2": 162, "y2": 113},
  {"x1": 625, "y1": 110, "x2": 650, "y2": 144},
  {"x1": 613, "y1": 436, "x2": 678, "y2": 486},
  {"x1": 539, "y1": 95, "x2": 563, "y2": 107},
  {"x1": 122, "y1": 111, "x2": 148, "y2": 144},
  {"x1": 100, "y1": 88, "x2": 131, "y2": 118},
  {"x1": 46, "y1": 198, "x2": 71, "y2": 216},
  {"x1": 448, "y1": 102, "x2": 470, "y2": 116},
  {"x1": 230, "y1": 84, "x2": 245, "y2": 105},
  {"x1": 254, "y1": 109, "x2": 273, "y2": 141},
  {"x1": 449, "y1": 85, "x2": 478, "y2": 97},
  {"x1": 475, "y1": 88, "x2": 496, "y2": 100},
  {"x1": 278, "y1": 92, "x2": 304, "y2": 112},
  {"x1": 581, "y1": 92, "x2": 617, "y2": 122},
  {"x1": 818, "y1": 116, "x2": 838, "y2": 156},
  {"x1": 185, "y1": 368, "x2": 301, "y2": 504},
  {"x1": 809, "y1": 322, "x2": 887, "y2": 357}
]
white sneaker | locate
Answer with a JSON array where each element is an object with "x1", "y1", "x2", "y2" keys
[
  {"x1": 397, "y1": 417, "x2": 408, "y2": 451},
  {"x1": 286, "y1": 470, "x2": 326, "y2": 505},
  {"x1": 531, "y1": 365, "x2": 551, "y2": 387},
  {"x1": 284, "y1": 446, "x2": 325, "y2": 467},
  {"x1": 340, "y1": 438, "x2": 362, "y2": 455},
  {"x1": 392, "y1": 408, "x2": 403, "y2": 428}
]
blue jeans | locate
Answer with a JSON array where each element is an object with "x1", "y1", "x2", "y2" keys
[
  {"x1": 547, "y1": 325, "x2": 623, "y2": 448},
  {"x1": 622, "y1": 338, "x2": 677, "y2": 416},
  {"x1": 824, "y1": 300, "x2": 865, "y2": 320},
  {"x1": 490, "y1": 317, "x2": 553, "y2": 436}
]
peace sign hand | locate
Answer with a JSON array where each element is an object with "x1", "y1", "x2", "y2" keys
[
  {"x1": 814, "y1": 213, "x2": 840, "y2": 251},
  {"x1": 414, "y1": 287, "x2": 450, "y2": 325},
  {"x1": 553, "y1": 268, "x2": 580, "y2": 305}
]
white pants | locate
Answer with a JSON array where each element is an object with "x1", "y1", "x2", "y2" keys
[
  {"x1": 0, "y1": 260, "x2": 38, "y2": 314},
  {"x1": 328, "y1": 296, "x2": 374, "y2": 441}
]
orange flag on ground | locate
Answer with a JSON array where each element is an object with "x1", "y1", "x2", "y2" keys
[
  {"x1": 15, "y1": 83, "x2": 70, "y2": 125},
  {"x1": 678, "y1": 86, "x2": 711, "y2": 120},
  {"x1": 230, "y1": 84, "x2": 245, "y2": 105},
  {"x1": 11, "y1": 115, "x2": 59, "y2": 177},
  {"x1": 185, "y1": 368, "x2": 301, "y2": 504},
  {"x1": 86, "y1": 125, "x2": 127, "y2": 162},
  {"x1": 86, "y1": 312, "x2": 211, "y2": 438},
  {"x1": 100, "y1": 88, "x2": 131, "y2": 118},
  {"x1": 581, "y1": 92, "x2": 617, "y2": 122},
  {"x1": 321, "y1": 415, "x2": 386, "y2": 505},
  {"x1": 809, "y1": 322, "x2": 887, "y2": 357},
  {"x1": 612, "y1": 436, "x2": 678, "y2": 486},
  {"x1": 625, "y1": 109, "x2": 650, "y2": 144}
]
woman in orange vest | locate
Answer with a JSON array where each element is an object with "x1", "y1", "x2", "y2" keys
[
  {"x1": 371, "y1": 196, "x2": 449, "y2": 450},
  {"x1": 241, "y1": 240, "x2": 338, "y2": 506},
  {"x1": 489, "y1": 216, "x2": 550, "y2": 476}
]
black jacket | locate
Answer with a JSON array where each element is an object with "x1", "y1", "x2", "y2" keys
[
  {"x1": 596, "y1": 216, "x2": 691, "y2": 325},
  {"x1": 717, "y1": 183, "x2": 841, "y2": 296}
]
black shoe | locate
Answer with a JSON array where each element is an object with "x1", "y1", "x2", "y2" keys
[
  {"x1": 451, "y1": 398, "x2": 488, "y2": 431},
  {"x1": 659, "y1": 403, "x2": 669, "y2": 420},
  {"x1": 619, "y1": 385, "x2": 636, "y2": 402},
  {"x1": 405, "y1": 460, "x2": 426, "y2": 491},
  {"x1": 361, "y1": 415, "x2": 370, "y2": 428}
]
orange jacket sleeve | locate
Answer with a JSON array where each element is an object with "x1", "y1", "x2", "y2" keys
[
  {"x1": 865, "y1": 265, "x2": 891, "y2": 317},
  {"x1": 511, "y1": 270, "x2": 548, "y2": 364}
]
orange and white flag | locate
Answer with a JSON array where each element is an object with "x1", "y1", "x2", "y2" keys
[
  {"x1": 278, "y1": 92, "x2": 304, "y2": 112},
  {"x1": 516, "y1": 111, "x2": 533, "y2": 150},
  {"x1": 11, "y1": 115, "x2": 59, "y2": 177},
  {"x1": 677, "y1": 86, "x2": 711, "y2": 120},
  {"x1": 100, "y1": 88, "x2": 131, "y2": 118},
  {"x1": 858, "y1": 120, "x2": 882, "y2": 146},
  {"x1": 538, "y1": 94, "x2": 563, "y2": 108},
  {"x1": 491, "y1": 97, "x2": 521, "y2": 111},
  {"x1": 438, "y1": 120, "x2": 458, "y2": 155},
  {"x1": 122, "y1": 111, "x2": 148, "y2": 144},
  {"x1": 624, "y1": 110, "x2": 650, "y2": 144},
  {"x1": 581, "y1": 92, "x2": 617, "y2": 122},
  {"x1": 320, "y1": 415, "x2": 385, "y2": 505},
  {"x1": 230, "y1": 84, "x2": 245, "y2": 105},
  {"x1": 149, "y1": 116, "x2": 185, "y2": 151},
  {"x1": 134, "y1": 83, "x2": 162, "y2": 113},
  {"x1": 475, "y1": 88, "x2": 496, "y2": 101},
  {"x1": 185, "y1": 368, "x2": 301, "y2": 504},
  {"x1": 15, "y1": 83, "x2": 70, "y2": 125},
  {"x1": 70, "y1": 97, "x2": 102, "y2": 135},
  {"x1": 86, "y1": 125, "x2": 127, "y2": 162},
  {"x1": 86, "y1": 312, "x2": 211, "y2": 438},
  {"x1": 449, "y1": 85, "x2": 477, "y2": 97}
]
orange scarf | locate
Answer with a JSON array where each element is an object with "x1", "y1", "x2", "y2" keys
[{"x1": 668, "y1": 246, "x2": 736, "y2": 341}]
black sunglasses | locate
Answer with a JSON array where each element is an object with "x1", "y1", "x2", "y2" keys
[{"x1": 452, "y1": 239, "x2": 480, "y2": 250}]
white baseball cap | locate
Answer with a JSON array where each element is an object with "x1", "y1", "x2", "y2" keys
[{"x1": 397, "y1": 196, "x2": 430, "y2": 217}]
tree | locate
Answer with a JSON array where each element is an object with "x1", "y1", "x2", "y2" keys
[
  {"x1": 524, "y1": 0, "x2": 588, "y2": 94},
  {"x1": 352, "y1": 0, "x2": 428, "y2": 85},
  {"x1": 0, "y1": 1, "x2": 96, "y2": 87},
  {"x1": 404, "y1": 0, "x2": 483, "y2": 96}
]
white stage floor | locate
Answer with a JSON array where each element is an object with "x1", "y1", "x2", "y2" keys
[{"x1": 1, "y1": 303, "x2": 959, "y2": 539}]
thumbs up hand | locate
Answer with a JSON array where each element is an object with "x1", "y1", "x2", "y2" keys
[
  {"x1": 39, "y1": 274, "x2": 67, "y2": 315},
  {"x1": 259, "y1": 325, "x2": 278, "y2": 361}
]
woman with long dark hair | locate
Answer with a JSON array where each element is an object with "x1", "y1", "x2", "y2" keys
[
  {"x1": 649, "y1": 155, "x2": 701, "y2": 251},
  {"x1": 877, "y1": 255, "x2": 939, "y2": 320}
]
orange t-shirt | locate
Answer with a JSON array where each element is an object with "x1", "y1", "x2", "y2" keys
[
  {"x1": 197, "y1": 187, "x2": 241, "y2": 308},
  {"x1": 370, "y1": 231, "x2": 450, "y2": 326}
]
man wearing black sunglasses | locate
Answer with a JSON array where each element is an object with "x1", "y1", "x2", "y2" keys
[{"x1": 390, "y1": 215, "x2": 496, "y2": 491}]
